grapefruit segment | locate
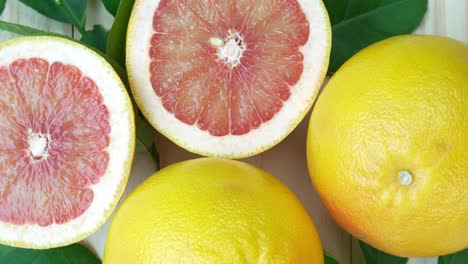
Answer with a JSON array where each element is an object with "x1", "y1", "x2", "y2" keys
[
  {"x1": 127, "y1": 0, "x2": 331, "y2": 157},
  {"x1": 10, "y1": 58, "x2": 49, "y2": 116},
  {"x1": 196, "y1": 67, "x2": 230, "y2": 136},
  {"x1": 0, "y1": 37, "x2": 134, "y2": 249}
]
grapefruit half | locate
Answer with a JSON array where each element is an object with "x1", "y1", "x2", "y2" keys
[
  {"x1": 0, "y1": 37, "x2": 135, "y2": 249},
  {"x1": 127, "y1": 0, "x2": 331, "y2": 158}
]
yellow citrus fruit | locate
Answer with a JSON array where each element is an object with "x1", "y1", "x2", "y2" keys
[
  {"x1": 104, "y1": 158, "x2": 323, "y2": 263},
  {"x1": 307, "y1": 35, "x2": 468, "y2": 257}
]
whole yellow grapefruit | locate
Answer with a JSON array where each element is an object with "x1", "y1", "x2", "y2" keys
[
  {"x1": 307, "y1": 35, "x2": 467, "y2": 257},
  {"x1": 104, "y1": 158, "x2": 323, "y2": 263}
]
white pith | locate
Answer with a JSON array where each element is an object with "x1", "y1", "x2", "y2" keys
[
  {"x1": 127, "y1": 0, "x2": 331, "y2": 158},
  {"x1": 0, "y1": 37, "x2": 134, "y2": 248},
  {"x1": 27, "y1": 129, "x2": 50, "y2": 159},
  {"x1": 216, "y1": 30, "x2": 246, "y2": 68}
]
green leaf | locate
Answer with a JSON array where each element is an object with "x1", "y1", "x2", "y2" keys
[
  {"x1": 19, "y1": 0, "x2": 111, "y2": 49},
  {"x1": 0, "y1": 245, "x2": 15, "y2": 257},
  {"x1": 0, "y1": 244, "x2": 100, "y2": 264},
  {"x1": 439, "y1": 249, "x2": 468, "y2": 264},
  {"x1": 18, "y1": 0, "x2": 87, "y2": 28},
  {"x1": 135, "y1": 112, "x2": 160, "y2": 169},
  {"x1": 0, "y1": 20, "x2": 70, "y2": 37},
  {"x1": 324, "y1": 251, "x2": 340, "y2": 264},
  {"x1": 324, "y1": 0, "x2": 385, "y2": 25},
  {"x1": 102, "y1": 0, "x2": 121, "y2": 17},
  {"x1": 106, "y1": 0, "x2": 135, "y2": 66},
  {"x1": 324, "y1": 0, "x2": 428, "y2": 73},
  {"x1": 0, "y1": 0, "x2": 6, "y2": 16},
  {"x1": 359, "y1": 240, "x2": 407, "y2": 264},
  {"x1": 81, "y1": 25, "x2": 109, "y2": 53},
  {"x1": 322, "y1": 0, "x2": 348, "y2": 25}
]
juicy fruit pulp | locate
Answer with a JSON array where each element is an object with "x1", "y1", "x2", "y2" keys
[
  {"x1": 127, "y1": 0, "x2": 331, "y2": 158},
  {"x1": 104, "y1": 158, "x2": 324, "y2": 263},
  {"x1": 0, "y1": 36, "x2": 134, "y2": 249},
  {"x1": 307, "y1": 35, "x2": 468, "y2": 257},
  {"x1": 0, "y1": 59, "x2": 110, "y2": 226},
  {"x1": 151, "y1": 0, "x2": 308, "y2": 136}
]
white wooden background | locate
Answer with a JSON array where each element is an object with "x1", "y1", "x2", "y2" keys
[{"x1": 0, "y1": 1, "x2": 466, "y2": 263}]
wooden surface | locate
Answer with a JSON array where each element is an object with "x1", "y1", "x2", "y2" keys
[{"x1": 0, "y1": 1, "x2": 466, "y2": 263}]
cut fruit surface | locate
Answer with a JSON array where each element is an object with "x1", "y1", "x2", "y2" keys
[
  {"x1": 127, "y1": 0, "x2": 331, "y2": 158},
  {"x1": 0, "y1": 37, "x2": 134, "y2": 249}
]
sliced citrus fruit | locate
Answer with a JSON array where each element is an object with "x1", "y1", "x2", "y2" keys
[
  {"x1": 104, "y1": 158, "x2": 323, "y2": 263},
  {"x1": 127, "y1": 0, "x2": 331, "y2": 158},
  {"x1": 0, "y1": 36, "x2": 135, "y2": 249}
]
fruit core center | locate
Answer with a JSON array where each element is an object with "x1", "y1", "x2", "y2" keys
[
  {"x1": 397, "y1": 170, "x2": 413, "y2": 186},
  {"x1": 28, "y1": 129, "x2": 51, "y2": 160},
  {"x1": 210, "y1": 30, "x2": 246, "y2": 68}
]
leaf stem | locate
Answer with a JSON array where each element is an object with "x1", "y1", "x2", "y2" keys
[{"x1": 57, "y1": 0, "x2": 89, "y2": 41}]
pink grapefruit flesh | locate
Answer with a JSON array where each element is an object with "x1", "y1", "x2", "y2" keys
[
  {"x1": 127, "y1": 0, "x2": 331, "y2": 158},
  {"x1": 0, "y1": 58, "x2": 110, "y2": 226},
  {"x1": 0, "y1": 36, "x2": 134, "y2": 249},
  {"x1": 150, "y1": 0, "x2": 309, "y2": 136}
]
